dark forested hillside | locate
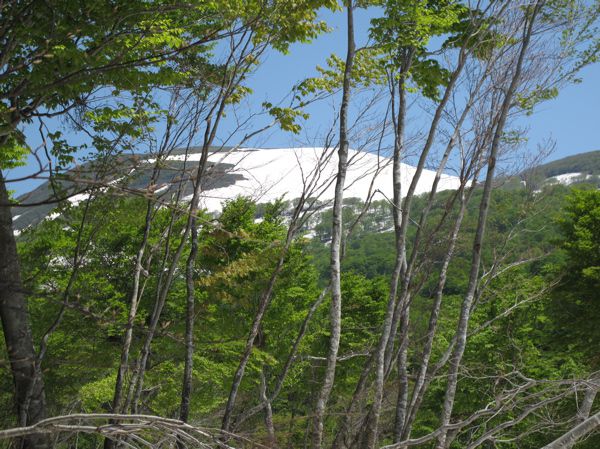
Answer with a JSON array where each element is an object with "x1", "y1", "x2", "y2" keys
[
  {"x1": 520, "y1": 150, "x2": 600, "y2": 189},
  {"x1": 534, "y1": 150, "x2": 600, "y2": 178}
]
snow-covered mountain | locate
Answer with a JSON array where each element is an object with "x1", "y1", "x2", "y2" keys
[
  {"x1": 155, "y1": 147, "x2": 461, "y2": 211},
  {"x1": 12, "y1": 147, "x2": 463, "y2": 230}
]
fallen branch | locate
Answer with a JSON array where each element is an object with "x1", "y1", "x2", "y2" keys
[{"x1": 0, "y1": 413, "x2": 252, "y2": 449}]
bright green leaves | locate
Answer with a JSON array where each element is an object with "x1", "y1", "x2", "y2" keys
[
  {"x1": 297, "y1": 49, "x2": 387, "y2": 98},
  {"x1": 1, "y1": 0, "x2": 211, "y2": 113},
  {"x1": 409, "y1": 58, "x2": 451, "y2": 99},
  {"x1": 371, "y1": 0, "x2": 466, "y2": 51},
  {"x1": 370, "y1": 0, "x2": 473, "y2": 100},
  {"x1": 263, "y1": 103, "x2": 309, "y2": 134},
  {"x1": 46, "y1": 131, "x2": 77, "y2": 171},
  {"x1": 0, "y1": 0, "x2": 345, "y2": 179},
  {"x1": 226, "y1": 85, "x2": 254, "y2": 105},
  {"x1": 297, "y1": 54, "x2": 347, "y2": 95},
  {"x1": 557, "y1": 189, "x2": 600, "y2": 283},
  {"x1": 0, "y1": 138, "x2": 28, "y2": 170},
  {"x1": 251, "y1": 0, "x2": 339, "y2": 53},
  {"x1": 516, "y1": 86, "x2": 560, "y2": 115}
]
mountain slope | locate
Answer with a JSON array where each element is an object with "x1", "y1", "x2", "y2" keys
[
  {"x1": 12, "y1": 147, "x2": 462, "y2": 230},
  {"x1": 525, "y1": 150, "x2": 600, "y2": 188}
]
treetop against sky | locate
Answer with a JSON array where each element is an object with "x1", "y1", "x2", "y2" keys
[{"x1": 8, "y1": 3, "x2": 599, "y2": 198}]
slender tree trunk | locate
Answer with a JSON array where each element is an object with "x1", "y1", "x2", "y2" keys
[
  {"x1": 400, "y1": 186, "x2": 471, "y2": 442},
  {"x1": 363, "y1": 43, "x2": 468, "y2": 447},
  {"x1": 129, "y1": 140, "x2": 210, "y2": 413},
  {"x1": 393, "y1": 307, "x2": 409, "y2": 442},
  {"x1": 397, "y1": 62, "x2": 497, "y2": 440},
  {"x1": 382, "y1": 47, "x2": 468, "y2": 379},
  {"x1": 563, "y1": 383, "x2": 598, "y2": 449},
  {"x1": 125, "y1": 200, "x2": 180, "y2": 415},
  {"x1": 260, "y1": 368, "x2": 277, "y2": 448},
  {"x1": 179, "y1": 220, "x2": 199, "y2": 423},
  {"x1": 542, "y1": 410, "x2": 600, "y2": 449},
  {"x1": 312, "y1": 3, "x2": 355, "y2": 448},
  {"x1": 576, "y1": 385, "x2": 597, "y2": 423},
  {"x1": 361, "y1": 68, "x2": 408, "y2": 449},
  {"x1": 111, "y1": 200, "x2": 155, "y2": 415},
  {"x1": 221, "y1": 251, "x2": 289, "y2": 432},
  {"x1": 436, "y1": 5, "x2": 542, "y2": 447},
  {"x1": 0, "y1": 170, "x2": 48, "y2": 449}
]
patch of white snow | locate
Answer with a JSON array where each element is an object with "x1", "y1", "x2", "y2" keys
[
  {"x1": 159, "y1": 148, "x2": 463, "y2": 213},
  {"x1": 549, "y1": 172, "x2": 583, "y2": 185}
]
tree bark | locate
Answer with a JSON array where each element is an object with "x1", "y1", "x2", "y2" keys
[
  {"x1": 260, "y1": 368, "x2": 277, "y2": 448},
  {"x1": 0, "y1": 170, "x2": 48, "y2": 449},
  {"x1": 563, "y1": 382, "x2": 598, "y2": 449},
  {"x1": 435, "y1": 4, "x2": 543, "y2": 447},
  {"x1": 312, "y1": 3, "x2": 355, "y2": 448},
  {"x1": 360, "y1": 66, "x2": 409, "y2": 449},
  {"x1": 112, "y1": 199, "x2": 155, "y2": 415},
  {"x1": 179, "y1": 219, "x2": 199, "y2": 423},
  {"x1": 543, "y1": 411, "x2": 600, "y2": 449}
]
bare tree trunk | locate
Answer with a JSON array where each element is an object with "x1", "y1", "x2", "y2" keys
[
  {"x1": 563, "y1": 382, "x2": 598, "y2": 449},
  {"x1": 111, "y1": 110, "x2": 184, "y2": 419},
  {"x1": 360, "y1": 66, "x2": 409, "y2": 449},
  {"x1": 393, "y1": 308, "x2": 409, "y2": 442},
  {"x1": 363, "y1": 39, "x2": 470, "y2": 448},
  {"x1": 436, "y1": 4, "x2": 543, "y2": 447},
  {"x1": 112, "y1": 200, "x2": 155, "y2": 415},
  {"x1": 0, "y1": 170, "x2": 48, "y2": 449},
  {"x1": 577, "y1": 385, "x2": 597, "y2": 423},
  {"x1": 129, "y1": 138, "x2": 211, "y2": 413},
  {"x1": 125, "y1": 195, "x2": 181, "y2": 415},
  {"x1": 542, "y1": 410, "x2": 600, "y2": 449},
  {"x1": 396, "y1": 49, "x2": 498, "y2": 440},
  {"x1": 179, "y1": 219, "x2": 199, "y2": 423},
  {"x1": 260, "y1": 368, "x2": 277, "y2": 448},
  {"x1": 400, "y1": 184, "x2": 472, "y2": 442},
  {"x1": 128, "y1": 78, "x2": 234, "y2": 411},
  {"x1": 312, "y1": 3, "x2": 355, "y2": 448}
]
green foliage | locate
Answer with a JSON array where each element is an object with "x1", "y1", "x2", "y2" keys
[
  {"x1": 0, "y1": 139, "x2": 28, "y2": 170},
  {"x1": 516, "y1": 86, "x2": 560, "y2": 115},
  {"x1": 15, "y1": 194, "x2": 321, "y2": 423},
  {"x1": 7, "y1": 166, "x2": 600, "y2": 447},
  {"x1": 370, "y1": 0, "x2": 471, "y2": 99},
  {"x1": 546, "y1": 189, "x2": 600, "y2": 367},
  {"x1": 2, "y1": 0, "x2": 600, "y2": 444},
  {"x1": 263, "y1": 104, "x2": 310, "y2": 134},
  {"x1": 0, "y1": 0, "x2": 338, "y2": 170},
  {"x1": 557, "y1": 188, "x2": 600, "y2": 282}
]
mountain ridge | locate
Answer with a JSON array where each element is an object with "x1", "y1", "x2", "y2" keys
[{"x1": 11, "y1": 148, "x2": 599, "y2": 231}]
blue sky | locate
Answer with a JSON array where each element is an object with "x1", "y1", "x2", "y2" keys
[
  {"x1": 245, "y1": 8, "x2": 600, "y2": 159},
  {"x1": 10, "y1": 7, "x2": 600, "y2": 196}
]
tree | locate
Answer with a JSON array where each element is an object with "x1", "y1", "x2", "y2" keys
[
  {"x1": 1, "y1": 1, "x2": 600, "y2": 448},
  {"x1": 312, "y1": 2, "x2": 357, "y2": 448},
  {"x1": 0, "y1": 1, "x2": 335, "y2": 446},
  {"x1": 549, "y1": 188, "x2": 600, "y2": 363}
]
